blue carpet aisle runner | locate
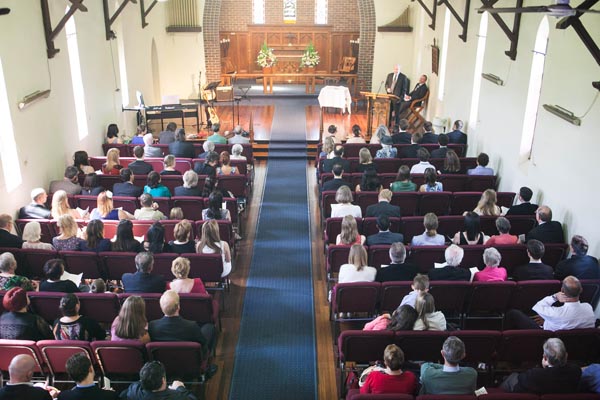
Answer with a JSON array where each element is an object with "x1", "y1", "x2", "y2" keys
[{"x1": 229, "y1": 103, "x2": 317, "y2": 399}]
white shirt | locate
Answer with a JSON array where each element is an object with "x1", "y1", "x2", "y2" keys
[
  {"x1": 338, "y1": 264, "x2": 377, "y2": 283},
  {"x1": 331, "y1": 203, "x2": 362, "y2": 218},
  {"x1": 413, "y1": 311, "x2": 447, "y2": 331},
  {"x1": 410, "y1": 161, "x2": 435, "y2": 174},
  {"x1": 532, "y1": 295, "x2": 595, "y2": 331}
]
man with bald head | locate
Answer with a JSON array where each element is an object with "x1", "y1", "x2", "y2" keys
[
  {"x1": 505, "y1": 276, "x2": 595, "y2": 330},
  {"x1": 0, "y1": 355, "x2": 53, "y2": 399},
  {"x1": 523, "y1": 205, "x2": 565, "y2": 244},
  {"x1": 385, "y1": 64, "x2": 409, "y2": 125}
]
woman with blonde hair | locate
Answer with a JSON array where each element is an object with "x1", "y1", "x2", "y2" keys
[
  {"x1": 320, "y1": 136, "x2": 336, "y2": 159},
  {"x1": 411, "y1": 213, "x2": 445, "y2": 246},
  {"x1": 413, "y1": 293, "x2": 446, "y2": 331},
  {"x1": 168, "y1": 219, "x2": 195, "y2": 254},
  {"x1": 102, "y1": 148, "x2": 123, "y2": 175},
  {"x1": 336, "y1": 215, "x2": 365, "y2": 245},
  {"x1": 110, "y1": 296, "x2": 150, "y2": 343},
  {"x1": 52, "y1": 214, "x2": 81, "y2": 251},
  {"x1": 160, "y1": 154, "x2": 181, "y2": 176},
  {"x1": 22, "y1": 221, "x2": 54, "y2": 250},
  {"x1": 51, "y1": 190, "x2": 84, "y2": 220},
  {"x1": 356, "y1": 148, "x2": 377, "y2": 173},
  {"x1": 440, "y1": 149, "x2": 462, "y2": 174},
  {"x1": 90, "y1": 191, "x2": 132, "y2": 221},
  {"x1": 338, "y1": 244, "x2": 376, "y2": 283},
  {"x1": 331, "y1": 186, "x2": 362, "y2": 218},
  {"x1": 473, "y1": 189, "x2": 501, "y2": 216},
  {"x1": 167, "y1": 256, "x2": 208, "y2": 294},
  {"x1": 196, "y1": 220, "x2": 232, "y2": 278},
  {"x1": 217, "y1": 151, "x2": 239, "y2": 175}
]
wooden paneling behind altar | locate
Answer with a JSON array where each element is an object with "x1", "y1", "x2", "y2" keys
[{"x1": 220, "y1": 25, "x2": 359, "y2": 83}]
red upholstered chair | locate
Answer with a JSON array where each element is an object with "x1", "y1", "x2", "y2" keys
[
  {"x1": 129, "y1": 220, "x2": 154, "y2": 240},
  {"x1": 395, "y1": 330, "x2": 448, "y2": 363},
  {"x1": 345, "y1": 389, "x2": 413, "y2": 400},
  {"x1": 322, "y1": 191, "x2": 340, "y2": 219},
  {"x1": 379, "y1": 281, "x2": 413, "y2": 313},
  {"x1": 542, "y1": 243, "x2": 568, "y2": 267},
  {"x1": 28, "y1": 292, "x2": 65, "y2": 323},
  {"x1": 37, "y1": 340, "x2": 94, "y2": 384},
  {"x1": 418, "y1": 396, "x2": 477, "y2": 400},
  {"x1": 182, "y1": 253, "x2": 225, "y2": 289},
  {"x1": 463, "y1": 281, "x2": 517, "y2": 329},
  {"x1": 325, "y1": 217, "x2": 363, "y2": 245},
  {"x1": 401, "y1": 216, "x2": 426, "y2": 244},
  {"x1": 494, "y1": 245, "x2": 530, "y2": 276},
  {"x1": 100, "y1": 252, "x2": 137, "y2": 281},
  {"x1": 194, "y1": 220, "x2": 234, "y2": 249},
  {"x1": 15, "y1": 219, "x2": 54, "y2": 244},
  {"x1": 555, "y1": 328, "x2": 600, "y2": 365},
  {"x1": 466, "y1": 175, "x2": 496, "y2": 191},
  {"x1": 74, "y1": 195, "x2": 98, "y2": 212},
  {"x1": 427, "y1": 281, "x2": 471, "y2": 322},
  {"x1": 435, "y1": 215, "x2": 464, "y2": 239},
  {"x1": 159, "y1": 175, "x2": 183, "y2": 195},
  {"x1": 146, "y1": 341, "x2": 207, "y2": 384},
  {"x1": 118, "y1": 293, "x2": 163, "y2": 321},
  {"x1": 540, "y1": 394, "x2": 600, "y2": 400},
  {"x1": 229, "y1": 159, "x2": 247, "y2": 176},
  {"x1": 113, "y1": 197, "x2": 138, "y2": 214},
  {"x1": 0, "y1": 340, "x2": 46, "y2": 384},
  {"x1": 76, "y1": 292, "x2": 121, "y2": 325},
  {"x1": 152, "y1": 197, "x2": 171, "y2": 215},
  {"x1": 449, "y1": 192, "x2": 483, "y2": 215},
  {"x1": 508, "y1": 280, "x2": 561, "y2": 314},
  {"x1": 453, "y1": 330, "x2": 502, "y2": 367},
  {"x1": 320, "y1": 173, "x2": 335, "y2": 186},
  {"x1": 60, "y1": 251, "x2": 104, "y2": 279},
  {"x1": 102, "y1": 143, "x2": 131, "y2": 157},
  {"x1": 460, "y1": 245, "x2": 486, "y2": 269},
  {"x1": 447, "y1": 144, "x2": 466, "y2": 157},
  {"x1": 331, "y1": 282, "x2": 380, "y2": 321},
  {"x1": 172, "y1": 196, "x2": 205, "y2": 221},
  {"x1": 367, "y1": 245, "x2": 392, "y2": 269},
  {"x1": 21, "y1": 248, "x2": 59, "y2": 280},
  {"x1": 216, "y1": 175, "x2": 248, "y2": 199},
  {"x1": 179, "y1": 293, "x2": 220, "y2": 330},
  {"x1": 92, "y1": 340, "x2": 147, "y2": 384},
  {"x1": 343, "y1": 144, "x2": 367, "y2": 158},
  {"x1": 438, "y1": 174, "x2": 467, "y2": 192},
  {"x1": 150, "y1": 253, "x2": 178, "y2": 281},
  {"x1": 98, "y1": 175, "x2": 122, "y2": 191},
  {"x1": 326, "y1": 245, "x2": 353, "y2": 281},
  {"x1": 375, "y1": 158, "x2": 401, "y2": 173},
  {"x1": 406, "y1": 246, "x2": 446, "y2": 274},
  {"x1": 102, "y1": 220, "x2": 119, "y2": 241},
  {"x1": 581, "y1": 279, "x2": 600, "y2": 309},
  {"x1": 391, "y1": 193, "x2": 419, "y2": 217},
  {"x1": 378, "y1": 173, "x2": 397, "y2": 189},
  {"x1": 418, "y1": 192, "x2": 452, "y2": 216},
  {"x1": 481, "y1": 395, "x2": 539, "y2": 400},
  {"x1": 496, "y1": 192, "x2": 517, "y2": 208},
  {"x1": 362, "y1": 217, "x2": 401, "y2": 238},
  {"x1": 504, "y1": 215, "x2": 537, "y2": 235},
  {"x1": 355, "y1": 192, "x2": 380, "y2": 216},
  {"x1": 497, "y1": 329, "x2": 552, "y2": 368}
]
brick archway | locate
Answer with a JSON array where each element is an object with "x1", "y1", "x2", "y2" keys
[{"x1": 203, "y1": 0, "x2": 375, "y2": 86}]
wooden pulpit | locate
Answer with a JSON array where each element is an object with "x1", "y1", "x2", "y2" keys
[{"x1": 360, "y1": 92, "x2": 399, "y2": 139}]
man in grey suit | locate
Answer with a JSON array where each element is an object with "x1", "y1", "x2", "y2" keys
[
  {"x1": 49, "y1": 166, "x2": 81, "y2": 195},
  {"x1": 143, "y1": 133, "x2": 163, "y2": 158}
]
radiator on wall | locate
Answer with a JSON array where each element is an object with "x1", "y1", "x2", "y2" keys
[{"x1": 166, "y1": 0, "x2": 202, "y2": 32}]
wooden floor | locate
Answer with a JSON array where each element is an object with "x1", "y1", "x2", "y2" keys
[{"x1": 203, "y1": 100, "x2": 354, "y2": 399}]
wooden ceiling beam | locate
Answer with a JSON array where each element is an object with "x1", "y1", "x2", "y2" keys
[
  {"x1": 103, "y1": 0, "x2": 137, "y2": 40},
  {"x1": 40, "y1": 0, "x2": 88, "y2": 58}
]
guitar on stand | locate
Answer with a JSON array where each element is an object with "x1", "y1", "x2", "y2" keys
[{"x1": 199, "y1": 71, "x2": 220, "y2": 129}]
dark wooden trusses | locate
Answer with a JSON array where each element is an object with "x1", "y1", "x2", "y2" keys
[
  {"x1": 438, "y1": 0, "x2": 471, "y2": 42},
  {"x1": 140, "y1": 0, "x2": 160, "y2": 28},
  {"x1": 40, "y1": 0, "x2": 88, "y2": 59},
  {"x1": 412, "y1": 0, "x2": 438, "y2": 30},
  {"x1": 103, "y1": 0, "x2": 137, "y2": 40},
  {"x1": 479, "y1": 0, "x2": 523, "y2": 60},
  {"x1": 555, "y1": 0, "x2": 600, "y2": 67}
]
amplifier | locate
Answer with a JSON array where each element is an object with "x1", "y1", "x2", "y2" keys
[{"x1": 216, "y1": 86, "x2": 233, "y2": 102}]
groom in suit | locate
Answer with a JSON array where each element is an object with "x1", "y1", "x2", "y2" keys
[
  {"x1": 399, "y1": 74, "x2": 429, "y2": 118},
  {"x1": 385, "y1": 64, "x2": 409, "y2": 126}
]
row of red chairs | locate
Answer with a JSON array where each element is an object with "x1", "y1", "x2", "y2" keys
[
  {"x1": 339, "y1": 329, "x2": 600, "y2": 399},
  {"x1": 1, "y1": 248, "x2": 226, "y2": 285},
  {"x1": 324, "y1": 215, "x2": 534, "y2": 246},
  {"x1": 346, "y1": 391, "x2": 600, "y2": 400},
  {"x1": 331, "y1": 280, "x2": 600, "y2": 329},
  {"x1": 15, "y1": 217, "x2": 235, "y2": 248},
  {"x1": 326, "y1": 244, "x2": 568, "y2": 279},
  {"x1": 321, "y1": 189, "x2": 507, "y2": 219},
  {"x1": 318, "y1": 157, "x2": 477, "y2": 175},
  {"x1": 103, "y1": 142, "x2": 254, "y2": 163},
  {"x1": 89, "y1": 156, "x2": 251, "y2": 176},
  {"x1": 0, "y1": 339, "x2": 210, "y2": 386},
  {"x1": 315, "y1": 142, "x2": 467, "y2": 161}
]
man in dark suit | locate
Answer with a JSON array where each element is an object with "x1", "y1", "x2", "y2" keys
[
  {"x1": 128, "y1": 145, "x2": 154, "y2": 175},
  {"x1": 60, "y1": 353, "x2": 119, "y2": 400},
  {"x1": 158, "y1": 122, "x2": 177, "y2": 144},
  {"x1": 121, "y1": 252, "x2": 165, "y2": 293},
  {"x1": 112, "y1": 168, "x2": 144, "y2": 198},
  {"x1": 148, "y1": 290, "x2": 217, "y2": 366},
  {"x1": 193, "y1": 151, "x2": 219, "y2": 177},
  {"x1": 506, "y1": 187, "x2": 539, "y2": 216},
  {"x1": 376, "y1": 243, "x2": 417, "y2": 282},
  {"x1": 524, "y1": 206, "x2": 565, "y2": 244},
  {"x1": 0, "y1": 355, "x2": 52, "y2": 400},
  {"x1": 391, "y1": 119, "x2": 412, "y2": 144},
  {"x1": 400, "y1": 132, "x2": 423, "y2": 159},
  {"x1": 0, "y1": 214, "x2": 23, "y2": 248},
  {"x1": 428, "y1": 245, "x2": 470, "y2": 281},
  {"x1": 322, "y1": 164, "x2": 351, "y2": 193},
  {"x1": 48, "y1": 166, "x2": 81, "y2": 195},
  {"x1": 430, "y1": 134, "x2": 449, "y2": 159},
  {"x1": 322, "y1": 145, "x2": 350, "y2": 174},
  {"x1": 398, "y1": 74, "x2": 429, "y2": 118},
  {"x1": 19, "y1": 188, "x2": 51, "y2": 219},
  {"x1": 512, "y1": 240, "x2": 554, "y2": 281},
  {"x1": 366, "y1": 216, "x2": 404, "y2": 246},
  {"x1": 385, "y1": 64, "x2": 409, "y2": 126},
  {"x1": 448, "y1": 120, "x2": 467, "y2": 144},
  {"x1": 554, "y1": 235, "x2": 599, "y2": 280},
  {"x1": 366, "y1": 189, "x2": 401, "y2": 218},
  {"x1": 420, "y1": 121, "x2": 438, "y2": 144},
  {"x1": 500, "y1": 338, "x2": 581, "y2": 395},
  {"x1": 198, "y1": 141, "x2": 215, "y2": 159},
  {"x1": 168, "y1": 129, "x2": 195, "y2": 159}
]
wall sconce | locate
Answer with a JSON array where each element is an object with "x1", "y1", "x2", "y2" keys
[
  {"x1": 481, "y1": 73, "x2": 504, "y2": 86},
  {"x1": 220, "y1": 38, "x2": 231, "y2": 57},
  {"x1": 349, "y1": 38, "x2": 360, "y2": 58},
  {"x1": 542, "y1": 104, "x2": 581, "y2": 126},
  {"x1": 18, "y1": 90, "x2": 51, "y2": 110}
]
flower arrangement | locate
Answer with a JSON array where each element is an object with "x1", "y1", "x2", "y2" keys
[
  {"x1": 301, "y1": 42, "x2": 320, "y2": 68},
  {"x1": 256, "y1": 42, "x2": 277, "y2": 68}
]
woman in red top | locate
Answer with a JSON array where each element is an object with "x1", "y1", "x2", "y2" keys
[
  {"x1": 335, "y1": 215, "x2": 365, "y2": 245},
  {"x1": 485, "y1": 216, "x2": 519, "y2": 246},
  {"x1": 474, "y1": 247, "x2": 508, "y2": 282},
  {"x1": 360, "y1": 344, "x2": 417, "y2": 394},
  {"x1": 102, "y1": 148, "x2": 123, "y2": 175},
  {"x1": 167, "y1": 256, "x2": 208, "y2": 294}
]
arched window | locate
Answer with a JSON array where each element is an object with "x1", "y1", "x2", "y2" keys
[
  {"x1": 437, "y1": 8, "x2": 451, "y2": 101},
  {"x1": 520, "y1": 17, "x2": 549, "y2": 160},
  {"x1": 0, "y1": 57, "x2": 22, "y2": 191},
  {"x1": 253, "y1": 0, "x2": 265, "y2": 24},
  {"x1": 468, "y1": 12, "x2": 488, "y2": 130},
  {"x1": 116, "y1": 1, "x2": 129, "y2": 107},
  {"x1": 65, "y1": 9, "x2": 89, "y2": 139},
  {"x1": 315, "y1": 0, "x2": 328, "y2": 24}
]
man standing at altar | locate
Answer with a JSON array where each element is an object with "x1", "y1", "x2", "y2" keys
[{"x1": 385, "y1": 64, "x2": 409, "y2": 126}]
